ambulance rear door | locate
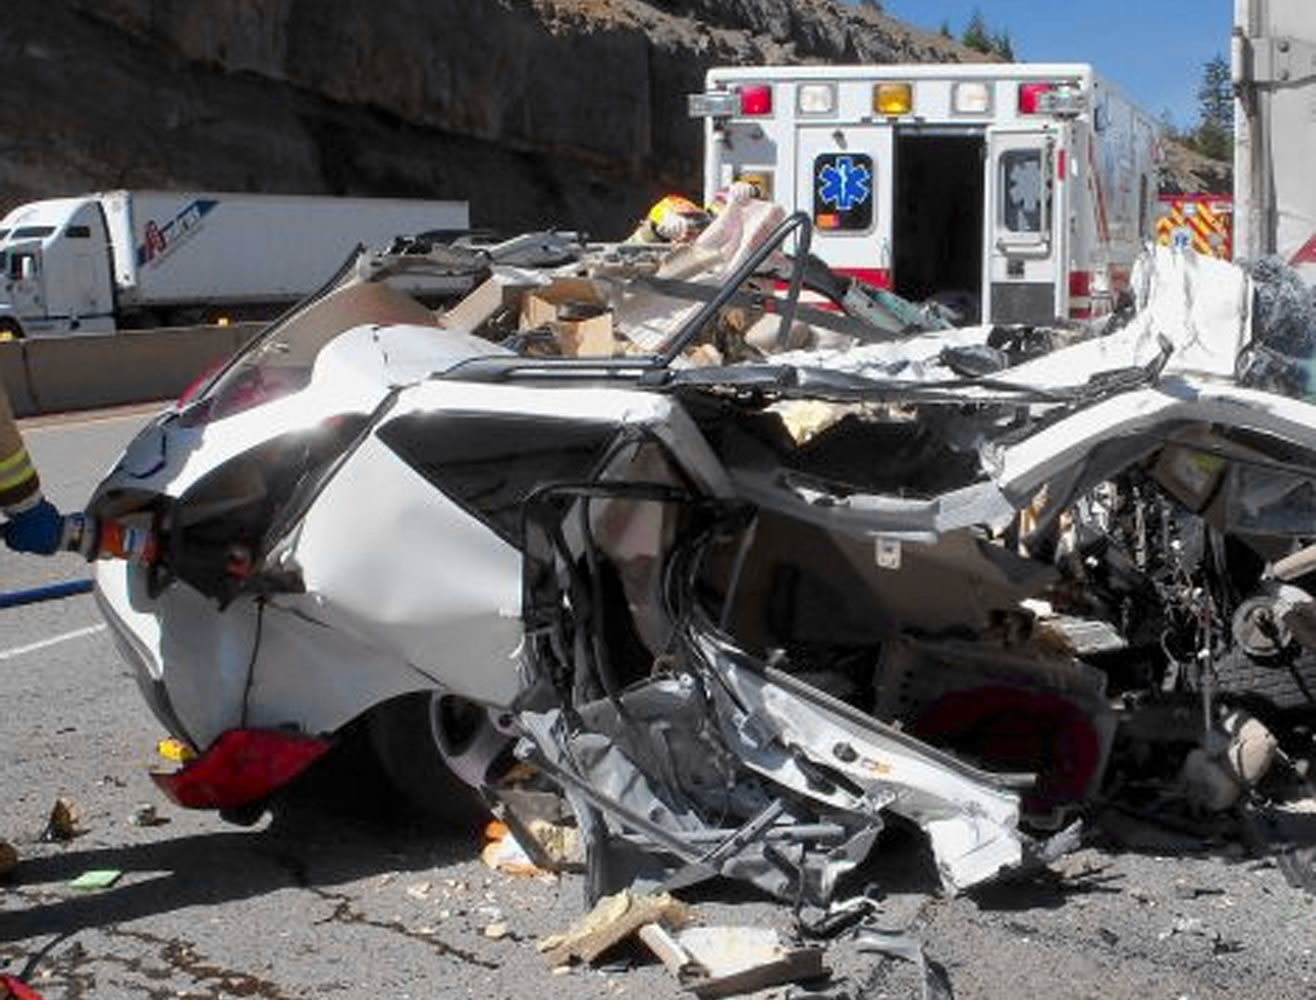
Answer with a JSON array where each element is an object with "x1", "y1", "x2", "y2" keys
[
  {"x1": 795, "y1": 123, "x2": 892, "y2": 288},
  {"x1": 984, "y1": 123, "x2": 1066, "y2": 324}
]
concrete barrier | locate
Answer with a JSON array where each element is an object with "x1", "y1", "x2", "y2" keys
[
  {"x1": 0, "y1": 341, "x2": 36, "y2": 416},
  {"x1": 0, "y1": 323, "x2": 263, "y2": 418}
]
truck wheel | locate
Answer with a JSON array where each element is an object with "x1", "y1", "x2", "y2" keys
[
  {"x1": 366, "y1": 692, "x2": 506, "y2": 830},
  {"x1": 0, "y1": 319, "x2": 24, "y2": 341}
]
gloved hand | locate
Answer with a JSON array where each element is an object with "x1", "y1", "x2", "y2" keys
[
  {"x1": 725, "y1": 180, "x2": 760, "y2": 205},
  {"x1": 4, "y1": 499, "x2": 66, "y2": 555},
  {"x1": 654, "y1": 211, "x2": 695, "y2": 242}
]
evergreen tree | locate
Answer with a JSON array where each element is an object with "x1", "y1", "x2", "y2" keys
[
  {"x1": 939, "y1": 19, "x2": 952, "y2": 39},
  {"x1": 961, "y1": 9, "x2": 992, "y2": 54},
  {"x1": 1191, "y1": 54, "x2": 1233, "y2": 161},
  {"x1": 991, "y1": 29, "x2": 1014, "y2": 61}
]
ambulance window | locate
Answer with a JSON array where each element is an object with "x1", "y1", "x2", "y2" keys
[
  {"x1": 12, "y1": 226, "x2": 54, "y2": 239},
  {"x1": 812, "y1": 153, "x2": 874, "y2": 232},
  {"x1": 66, "y1": 225, "x2": 91, "y2": 239},
  {"x1": 1000, "y1": 150, "x2": 1044, "y2": 233}
]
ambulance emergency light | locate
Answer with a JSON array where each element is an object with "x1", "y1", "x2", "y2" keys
[
  {"x1": 797, "y1": 83, "x2": 836, "y2": 115},
  {"x1": 738, "y1": 84, "x2": 773, "y2": 116},
  {"x1": 873, "y1": 83, "x2": 913, "y2": 116},
  {"x1": 1018, "y1": 81, "x2": 1086, "y2": 115},
  {"x1": 688, "y1": 84, "x2": 774, "y2": 119},
  {"x1": 952, "y1": 81, "x2": 993, "y2": 115}
]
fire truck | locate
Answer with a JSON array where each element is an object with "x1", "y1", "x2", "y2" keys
[{"x1": 689, "y1": 63, "x2": 1161, "y2": 325}]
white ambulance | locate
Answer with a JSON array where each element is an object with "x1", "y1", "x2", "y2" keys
[{"x1": 690, "y1": 63, "x2": 1160, "y2": 325}]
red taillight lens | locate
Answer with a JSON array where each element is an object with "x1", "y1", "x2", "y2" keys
[
  {"x1": 739, "y1": 84, "x2": 773, "y2": 116},
  {"x1": 176, "y1": 360, "x2": 225, "y2": 408},
  {"x1": 177, "y1": 363, "x2": 310, "y2": 428},
  {"x1": 1018, "y1": 82, "x2": 1055, "y2": 114},
  {"x1": 151, "y1": 729, "x2": 332, "y2": 809}
]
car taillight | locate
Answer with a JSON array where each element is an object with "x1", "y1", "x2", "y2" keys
[
  {"x1": 177, "y1": 362, "x2": 311, "y2": 428},
  {"x1": 739, "y1": 84, "x2": 773, "y2": 115},
  {"x1": 151, "y1": 728, "x2": 332, "y2": 809},
  {"x1": 176, "y1": 360, "x2": 225, "y2": 408},
  {"x1": 1018, "y1": 82, "x2": 1056, "y2": 114}
]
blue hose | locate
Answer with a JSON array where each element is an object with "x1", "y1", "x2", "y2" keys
[{"x1": 0, "y1": 579, "x2": 94, "y2": 609}]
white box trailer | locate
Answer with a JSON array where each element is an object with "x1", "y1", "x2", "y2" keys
[
  {"x1": 0, "y1": 191, "x2": 469, "y2": 337},
  {"x1": 690, "y1": 63, "x2": 1160, "y2": 325},
  {"x1": 1233, "y1": 0, "x2": 1316, "y2": 282}
]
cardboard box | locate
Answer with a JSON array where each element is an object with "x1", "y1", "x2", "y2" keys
[
  {"x1": 520, "y1": 278, "x2": 616, "y2": 357},
  {"x1": 438, "y1": 274, "x2": 528, "y2": 336}
]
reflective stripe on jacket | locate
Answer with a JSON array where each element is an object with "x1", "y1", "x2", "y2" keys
[{"x1": 0, "y1": 382, "x2": 40, "y2": 514}]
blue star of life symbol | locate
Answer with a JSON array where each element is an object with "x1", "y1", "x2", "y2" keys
[{"x1": 818, "y1": 156, "x2": 872, "y2": 212}]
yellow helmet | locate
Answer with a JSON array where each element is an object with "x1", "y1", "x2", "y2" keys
[{"x1": 647, "y1": 195, "x2": 705, "y2": 226}]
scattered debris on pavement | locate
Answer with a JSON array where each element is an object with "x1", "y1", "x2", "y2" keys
[
  {"x1": 83, "y1": 195, "x2": 1316, "y2": 996},
  {"x1": 67, "y1": 869, "x2": 122, "y2": 891},
  {"x1": 538, "y1": 890, "x2": 693, "y2": 968},
  {"x1": 651, "y1": 925, "x2": 828, "y2": 999},
  {"x1": 39, "y1": 799, "x2": 77, "y2": 843},
  {"x1": 127, "y1": 802, "x2": 166, "y2": 827}
]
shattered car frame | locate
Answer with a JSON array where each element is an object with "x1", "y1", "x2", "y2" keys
[{"x1": 90, "y1": 200, "x2": 1316, "y2": 901}]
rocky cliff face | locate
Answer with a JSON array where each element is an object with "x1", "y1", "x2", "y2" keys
[{"x1": 1, "y1": 0, "x2": 975, "y2": 238}]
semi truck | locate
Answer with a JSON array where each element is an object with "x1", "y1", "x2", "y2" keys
[
  {"x1": 0, "y1": 191, "x2": 469, "y2": 338},
  {"x1": 690, "y1": 63, "x2": 1160, "y2": 325},
  {"x1": 1232, "y1": 0, "x2": 1316, "y2": 283}
]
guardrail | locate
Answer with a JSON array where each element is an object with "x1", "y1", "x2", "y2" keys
[{"x1": 0, "y1": 323, "x2": 264, "y2": 418}]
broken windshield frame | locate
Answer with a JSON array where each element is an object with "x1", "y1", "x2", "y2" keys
[{"x1": 439, "y1": 212, "x2": 817, "y2": 382}]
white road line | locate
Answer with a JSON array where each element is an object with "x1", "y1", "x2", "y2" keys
[{"x1": 0, "y1": 623, "x2": 108, "y2": 662}]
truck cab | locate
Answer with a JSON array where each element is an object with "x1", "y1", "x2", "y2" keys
[{"x1": 0, "y1": 197, "x2": 116, "y2": 338}]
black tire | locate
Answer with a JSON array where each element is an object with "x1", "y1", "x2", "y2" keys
[
  {"x1": 0, "y1": 318, "x2": 24, "y2": 341},
  {"x1": 366, "y1": 692, "x2": 504, "y2": 831}
]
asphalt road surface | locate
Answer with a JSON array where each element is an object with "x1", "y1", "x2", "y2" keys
[{"x1": 2, "y1": 404, "x2": 1315, "y2": 999}]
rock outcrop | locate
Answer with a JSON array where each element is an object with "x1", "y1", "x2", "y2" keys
[
  {"x1": 1158, "y1": 138, "x2": 1232, "y2": 195},
  {"x1": 1, "y1": 0, "x2": 977, "y2": 238}
]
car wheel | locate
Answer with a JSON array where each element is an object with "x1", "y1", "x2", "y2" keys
[
  {"x1": 366, "y1": 692, "x2": 507, "y2": 830},
  {"x1": 0, "y1": 318, "x2": 24, "y2": 341}
]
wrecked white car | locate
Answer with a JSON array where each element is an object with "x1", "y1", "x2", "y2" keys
[{"x1": 88, "y1": 203, "x2": 1316, "y2": 902}]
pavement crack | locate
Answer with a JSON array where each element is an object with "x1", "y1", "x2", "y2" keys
[
  {"x1": 101, "y1": 926, "x2": 303, "y2": 1000},
  {"x1": 307, "y1": 886, "x2": 500, "y2": 969}
]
